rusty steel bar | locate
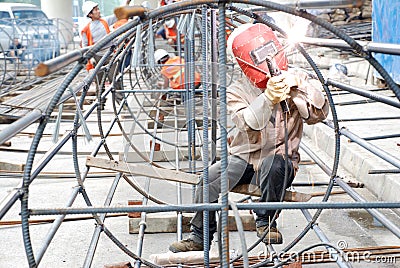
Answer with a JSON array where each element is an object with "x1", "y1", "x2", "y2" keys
[
  {"x1": 114, "y1": 5, "x2": 149, "y2": 20},
  {"x1": 35, "y1": 47, "x2": 90, "y2": 77}
]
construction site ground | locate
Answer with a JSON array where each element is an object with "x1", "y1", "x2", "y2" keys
[{"x1": 0, "y1": 47, "x2": 400, "y2": 267}]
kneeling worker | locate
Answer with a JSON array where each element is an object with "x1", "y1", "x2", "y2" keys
[
  {"x1": 168, "y1": 23, "x2": 329, "y2": 252},
  {"x1": 154, "y1": 49, "x2": 201, "y2": 90}
]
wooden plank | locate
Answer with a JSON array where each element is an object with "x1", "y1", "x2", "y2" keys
[
  {"x1": 86, "y1": 157, "x2": 345, "y2": 203},
  {"x1": 0, "y1": 161, "x2": 25, "y2": 172},
  {"x1": 86, "y1": 156, "x2": 200, "y2": 185},
  {"x1": 129, "y1": 212, "x2": 256, "y2": 234},
  {"x1": 231, "y1": 184, "x2": 312, "y2": 202},
  {"x1": 119, "y1": 148, "x2": 205, "y2": 163},
  {"x1": 231, "y1": 184, "x2": 347, "y2": 202}
]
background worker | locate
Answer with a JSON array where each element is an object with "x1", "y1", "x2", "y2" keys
[
  {"x1": 168, "y1": 23, "x2": 329, "y2": 253},
  {"x1": 81, "y1": 0, "x2": 131, "y2": 105},
  {"x1": 155, "y1": 18, "x2": 183, "y2": 51},
  {"x1": 8, "y1": 38, "x2": 25, "y2": 63},
  {"x1": 154, "y1": 48, "x2": 201, "y2": 90}
]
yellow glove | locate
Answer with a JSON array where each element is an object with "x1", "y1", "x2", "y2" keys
[{"x1": 265, "y1": 72, "x2": 298, "y2": 104}]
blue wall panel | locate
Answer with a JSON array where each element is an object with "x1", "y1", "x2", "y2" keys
[{"x1": 372, "y1": 0, "x2": 400, "y2": 83}]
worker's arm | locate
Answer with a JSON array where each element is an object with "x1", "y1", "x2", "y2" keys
[
  {"x1": 289, "y1": 69, "x2": 329, "y2": 125},
  {"x1": 161, "y1": 75, "x2": 169, "y2": 88},
  {"x1": 81, "y1": 31, "x2": 89, "y2": 47},
  {"x1": 156, "y1": 75, "x2": 169, "y2": 89},
  {"x1": 105, "y1": 0, "x2": 132, "y2": 26},
  {"x1": 227, "y1": 81, "x2": 274, "y2": 131},
  {"x1": 227, "y1": 75, "x2": 292, "y2": 131}
]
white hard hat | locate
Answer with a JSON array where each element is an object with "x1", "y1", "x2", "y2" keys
[
  {"x1": 164, "y1": 18, "x2": 175, "y2": 28},
  {"x1": 141, "y1": 1, "x2": 152, "y2": 9},
  {"x1": 82, "y1": 1, "x2": 98, "y2": 17},
  {"x1": 154, "y1": 49, "x2": 169, "y2": 63}
]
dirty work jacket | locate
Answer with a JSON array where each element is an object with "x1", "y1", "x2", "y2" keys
[
  {"x1": 161, "y1": 56, "x2": 201, "y2": 89},
  {"x1": 226, "y1": 69, "x2": 329, "y2": 173}
]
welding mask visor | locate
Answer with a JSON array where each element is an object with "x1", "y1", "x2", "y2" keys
[{"x1": 227, "y1": 23, "x2": 288, "y2": 88}]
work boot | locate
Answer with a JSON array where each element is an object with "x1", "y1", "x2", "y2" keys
[
  {"x1": 169, "y1": 238, "x2": 204, "y2": 253},
  {"x1": 256, "y1": 226, "x2": 283, "y2": 244}
]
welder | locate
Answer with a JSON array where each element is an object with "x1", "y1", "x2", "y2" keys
[{"x1": 169, "y1": 23, "x2": 329, "y2": 252}]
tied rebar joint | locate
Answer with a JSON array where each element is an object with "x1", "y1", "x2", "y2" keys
[
  {"x1": 139, "y1": 220, "x2": 147, "y2": 229},
  {"x1": 83, "y1": 84, "x2": 90, "y2": 91},
  {"x1": 77, "y1": 186, "x2": 86, "y2": 194},
  {"x1": 18, "y1": 188, "x2": 28, "y2": 200},
  {"x1": 96, "y1": 222, "x2": 105, "y2": 230}
]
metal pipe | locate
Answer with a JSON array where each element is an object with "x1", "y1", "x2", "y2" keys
[
  {"x1": 300, "y1": 142, "x2": 400, "y2": 239},
  {"x1": 302, "y1": 209, "x2": 352, "y2": 268},
  {"x1": 369, "y1": 169, "x2": 400, "y2": 174},
  {"x1": 0, "y1": 109, "x2": 43, "y2": 145},
  {"x1": 134, "y1": 100, "x2": 160, "y2": 268},
  {"x1": 335, "y1": 116, "x2": 400, "y2": 122},
  {"x1": 324, "y1": 120, "x2": 400, "y2": 169},
  {"x1": 29, "y1": 201, "x2": 400, "y2": 216},
  {"x1": 211, "y1": 9, "x2": 218, "y2": 165},
  {"x1": 174, "y1": 100, "x2": 184, "y2": 241},
  {"x1": 326, "y1": 79, "x2": 400, "y2": 109},
  {"x1": 298, "y1": 37, "x2": 400, "y2": 56},
  {"x1": 358, "y1": 133, "x2": 400, "y2": 141},
  {"x1": 218, "y1": 2, "x2": 230, "y2": 266},
  {"x1": 201, "y1": 5, "x2": 211, "y2": 263},
  {"x1": 0, "y1": 189, "x2": 23, "y2": 221},
  {"x1": 277, "y1": 0, "x2": 363, "y2": 9}
]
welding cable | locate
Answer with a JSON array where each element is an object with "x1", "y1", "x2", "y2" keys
[
  {"x1": 270, "y1": 242, "x2": 344, "y2": 268},
  {"x1": 102, "y1": 226, "x2": 162, "y2": 268},
  {"x1": 21, "y1": 57, "x2": 85, "y2": 268},
  {"x1": 229, "y1": 200, "x2": 250, "y2": 268},
  {"x1": 271, "y1": 43, "x2": 339, "y2": 259},
  {"x1": 220, "y1": 5, "x2": 341, "y2": 266},
  {"x1": 70, "y1": 70, "x2": 109, "y2": 229}
]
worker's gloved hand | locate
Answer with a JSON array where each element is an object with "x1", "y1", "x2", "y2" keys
[{"x1": 265, "y1": 71, "x2": 298, "y2": 104}]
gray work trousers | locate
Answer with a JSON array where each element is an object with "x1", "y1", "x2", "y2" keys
[{"x1": 189, "y1": 154, "x2": 294, "y2": 243}]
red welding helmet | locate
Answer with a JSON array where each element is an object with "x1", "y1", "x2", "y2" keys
[{"x1": 227, "y1": 23, "x2": 288, "y2": 88}]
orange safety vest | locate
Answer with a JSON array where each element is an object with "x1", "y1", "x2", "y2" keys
[
  {"x1": 81, "y1": 18, "x2": 110, "y2": 70},
  {"x1": 161, "y1": 56, "x2": 201, "y2": 89}
]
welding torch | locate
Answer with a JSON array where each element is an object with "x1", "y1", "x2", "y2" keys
[
  {"x1": 249, "y1": 41, "x2": 290, "y2": 113},
  {"x1": 265, "y1": 55, "x2": 290, "y2": 114}
]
